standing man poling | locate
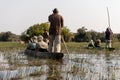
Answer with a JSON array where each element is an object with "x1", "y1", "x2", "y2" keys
[
  {"x1": 105, "y1": 27, "x2": 113, "y2": 48},
  {"x1": 48, "y1": 8, "x2": 64, "y2": 52}
]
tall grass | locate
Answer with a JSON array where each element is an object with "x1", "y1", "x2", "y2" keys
[
  {"x1": 0, "y1": 42, "x2": 26, "y2": 51},
  {"x1": 61, "y1": 42, "x2": 120, "y2": 53},
  {"x1": 0, "y1": 41, "x2": 120, "y2": 52}
]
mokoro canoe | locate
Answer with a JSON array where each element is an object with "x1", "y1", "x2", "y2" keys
[
  {"x1": 106, "y1": 47, "x2": 115, "y2": 51},
  {"x1": 24, "y1": 49, "x2": 64, "y2": 59},
  {"x1": 85, "y1": 47, "x2": 115, "y2": 51}
]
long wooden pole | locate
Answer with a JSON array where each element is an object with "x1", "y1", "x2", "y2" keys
[
  {"x1": 106, "y1": 7, "x2": 111, "y2": 28},
  {"x1": 61, "y1": 36, "x2": 70, "y2": 58},
  {"x1": 106, "y1": 7, "x2": 114, "y2": 49}
]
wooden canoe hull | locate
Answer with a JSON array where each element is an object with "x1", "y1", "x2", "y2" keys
[{"x1": 24, "y1": 49, "x2": 64, "y2": 59}]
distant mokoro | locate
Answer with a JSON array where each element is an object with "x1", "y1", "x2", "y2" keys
[
  {"x1": 24, "y1": 49, "x2": 64, "y2": 60},
  {"x1": 106, "y1": 47, "x2": 115, "y2": 51},
  {"x1": 85, "y1": 46, "x2": 115, "y2": 51}
]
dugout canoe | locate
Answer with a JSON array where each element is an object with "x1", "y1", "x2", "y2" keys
[
  {"x1": 24, "y1": 49, "x2": 64, "y2": 59},
  {"x1": 106, "y1": 47, "x2": 115, "y2": 51},
  {"x1": 85, "y1": 46, "x2": 115, "y2": 51}
]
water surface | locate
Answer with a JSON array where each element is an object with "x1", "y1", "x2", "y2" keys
[{"x1": 0, "y1": 50, "x2": 120, "y2": 80}]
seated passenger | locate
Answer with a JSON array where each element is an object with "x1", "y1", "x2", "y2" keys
[
  {"x1": 27, "y1": 36, "x2": 38, "y2": 51},
  {"x1": 43, "y1": 29, "x2": 49, "y2": 44},
  {"x1": 36, "y1": 35, "x2": 48, "y2": 52},
  {"x1": 94, "y1": 39, "x2": 101, "y2": 48},
  {"x1": 88, "y1": 39, "x2": 94, "y2": 47}
]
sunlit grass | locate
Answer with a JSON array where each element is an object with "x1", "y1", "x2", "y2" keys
[
  {"x1": 61, "y1": 42, "x2": 120, "y2": 53},
  {"x1": 0, "y1": 41, "x2": 120, "y2": 53},
  {"x1": 0, "y1": 42, "x2": 26, "y2": 52}
]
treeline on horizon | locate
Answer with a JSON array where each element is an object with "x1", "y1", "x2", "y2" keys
[{"x1": 0, "y1": 22, "x2": 120, "y2": 42}]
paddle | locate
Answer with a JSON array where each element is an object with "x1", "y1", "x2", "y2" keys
[{"x1": 61, "y1": 36, "x2": 70, "y2": 58}]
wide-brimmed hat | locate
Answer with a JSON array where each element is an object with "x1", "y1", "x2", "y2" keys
[{"x1": 38, "y1": 35, "x2": 43, "y2": 41}]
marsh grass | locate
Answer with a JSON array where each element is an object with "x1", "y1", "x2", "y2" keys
[
  {"x1": 27, "y1": 58, "x2": 44, "y2": 66},
  {"x1": 0, "y1": 42, "x2": 26, "y2": 52},
  {"x1": 47, "y1": 65, "x2": 62, "y2": 80},
  {"x1": 1, "y1": 41, "x2": 120, "y2": 80},
  {"x1": 0, "y1": 41, "x2": 120, "y2": 53},
  {"x1": 61, "y1": 42, "x2": 120, "y2": 53},
  {"x1": 29, "y1": 67, "x2": 44, "y2": 76}
]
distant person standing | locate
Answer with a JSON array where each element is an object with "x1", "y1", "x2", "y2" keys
[
  {"x1": 48, "y1": 8, "x2": 64, "y2": 52},
  {"x1": 105, "y1": 27, "x2": 113, "y2": 48}
]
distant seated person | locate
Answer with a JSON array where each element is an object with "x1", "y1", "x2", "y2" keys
[
  {"x1": 43, "y1": 29, "x2": 49, "y2": 44},
  {"x1": 36, "y1": 35, "x2": 48, "y2": 52},
  {"x1": 26, "y1": 36, "x2": 38, "y2": 51},
  {"x1": 94, "y1": 39, "x2": 101, "y2": 48},
  {"x1": 88, "y1": 39, "x2": 94, "y2": 47}
]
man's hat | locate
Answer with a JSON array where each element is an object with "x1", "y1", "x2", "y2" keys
[{"x1": 53, "y1": 8, "x2": 59, "y2": 13}]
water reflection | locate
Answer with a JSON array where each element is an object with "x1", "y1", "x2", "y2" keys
[
  {"x1": 0, "y1": 51, "x2": 120, "y2": 80},
  {"x1": 47, "y1": 65, "x2": 62, "y2": 80}
]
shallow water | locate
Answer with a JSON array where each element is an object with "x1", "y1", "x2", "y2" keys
[{"x1": 0, "y1": 50, "x2": 120, "y2": 80}]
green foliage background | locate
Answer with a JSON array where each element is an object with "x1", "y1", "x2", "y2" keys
[
  {"x1": 26, "y1": 23, "x2": 50, "y2": 37},
  {"x1": 0, "y1": 22, "x2": 119, "y2": 43},
  {"x1": 20, "y1": 22, "x2": 73, "y2": 42}
]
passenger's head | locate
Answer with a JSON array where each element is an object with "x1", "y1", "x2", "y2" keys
[
  {"x1": 38, "y1": 35, "x2": 43, "y2": 42},
  {"x1": 44, "y1": 29, "x2": 47, "y2": 32},
  {"x1": 32, "y1": 36, "x2": 38, "y2": 43},
  {"x1": 33, "y1": 36, "x2": 37, "y2": 39},
  {"x1": 53, "y1": 8, "x2": 59, "y2": 13},
  {"x1": 96, "y1": 39, "x2": 101, "y2": 43},
  {"x1": 90, "y1": 39, "x2": 94, "y2": 43},
  {"x1": 29, "y1": 38, "x2": 33, "y2": 43}
]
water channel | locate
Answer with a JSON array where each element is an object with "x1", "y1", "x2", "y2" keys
[{"x1": 0, "y1": 50, "x2": 120, "y2": 80}]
